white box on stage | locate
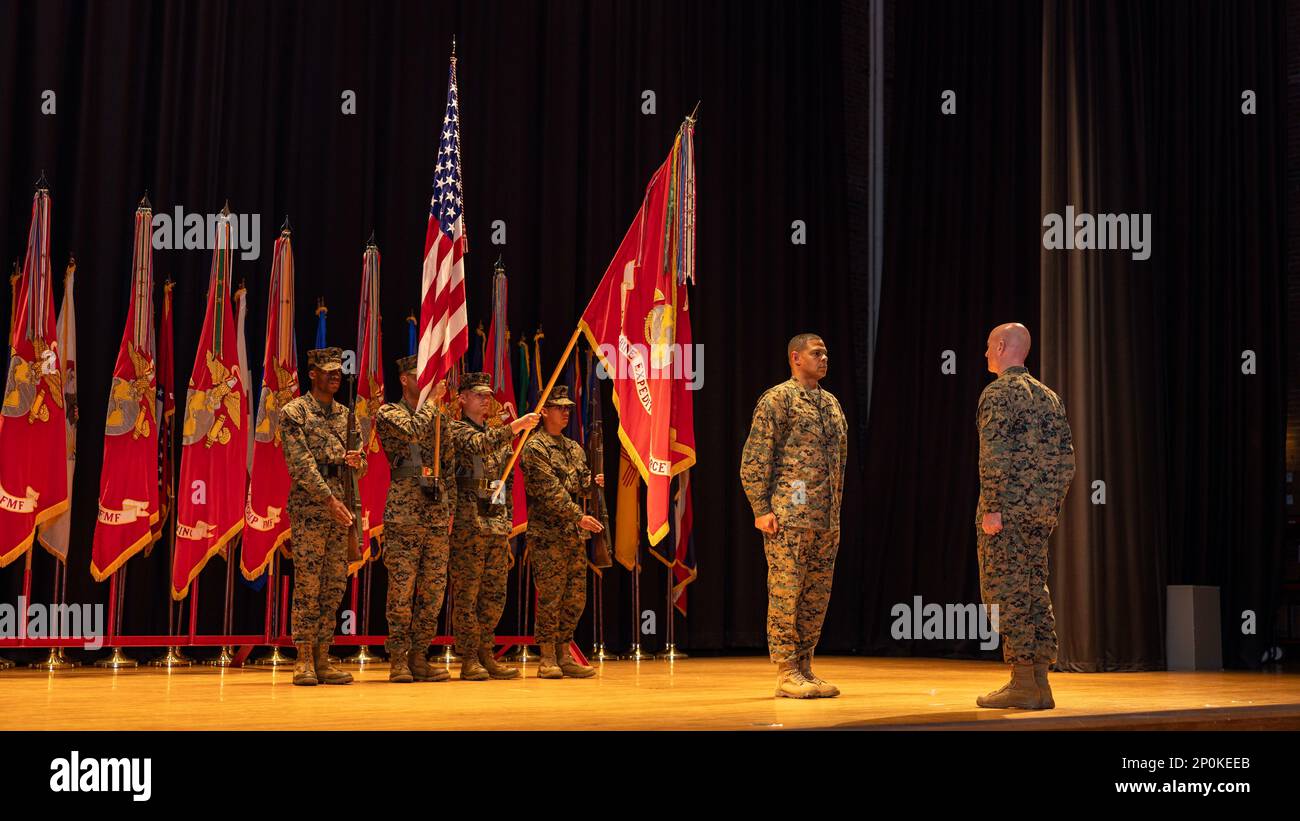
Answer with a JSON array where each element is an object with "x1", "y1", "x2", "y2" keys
[{"x1": 1166, "y1": 585, "x2": 1222, "y2": 671}]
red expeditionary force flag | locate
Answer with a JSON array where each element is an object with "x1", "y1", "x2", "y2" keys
[
  {"x1": 417, "y1": 49, "x2": 470, "y2": 404},
  {"x1": 353, "y1": 239, "x2": 389, "y2": 572},
  {"x1": 241, "y1": 225, "x2": 299, "y2": 579},
  {"x1": 171, "y1": 209, "x2": 248, "y2": 598},
  {"x1": 91, "y1": 197, "x2": 160, "y2": 580},
  {"x1": 0, "y1": 186, "x2": 70, "y2": 567},
  {"x1": 579, "y1": 120, "x2": 698, "y2": 545}
]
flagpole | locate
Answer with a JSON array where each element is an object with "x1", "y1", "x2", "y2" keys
[
  {"x1": 149, "y1": 382, "x2": 192, "y2": 667},
  {"x1": 492, "y1": 326, "x2": 582, "y2": 502},
  {"x1": 249, "y1": 550, "x2": 293, "y2": 667},
  {"x1": 203, "y1": 533, "x2": 238, "y2": 666},
  {"x1": 95, "y1": 564, "x2": 138, "y2": 668},
  {"x1": 32, "y1": 555, "x2": 76, "y2": 669},
  {"x1": 656, "y1": 562, "x2": 687, "y2": 660}
]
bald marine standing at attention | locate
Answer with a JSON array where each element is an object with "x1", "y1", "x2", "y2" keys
[{"x1": 974, "y1": 322, "x2": 1075, "y2": 710}]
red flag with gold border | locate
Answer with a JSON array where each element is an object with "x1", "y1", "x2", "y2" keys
[
  {"x1": 241, "y1": 225, "x2": 299, "y2": 579},
  {"x1": 91, "y1": 197, "x2": 160, "y2": 579},
  {"x1": 0, "y1": 186, "x2": 70, "y2": 567},
  {"x1": 579, "y1": 122, "x2": 697, "y2": 545},
  {"x1": 171, "y1": 209, "x2": 248, "y2": 598},
  {"x1": 351, "y1": 239, "x2": 389, "y2": 573}
]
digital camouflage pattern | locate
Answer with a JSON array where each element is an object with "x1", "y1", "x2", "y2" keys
[
  {"x1": 449, "y1": 530, "x2": 509, "y2": 655},
  {"x1": 448, "y1": 416, "x2": 515, "y2": 534},
  {"x1": 763, "y1": 528, "x2": 839, "y2": 663},
  {"x1": 521, "y1": 430, "x2": 593, "y2": 646},
  {"x1": 740, "y1": 379, "x2": 848, "y2": 531},
  {"x1": 740, "y1": 378, "x2": 848, "y2": 663},
  {"x1": 520, "y1": 431, "x2": 591, "y2": 542},
  {"x1": 448, "y1": 415, "x2": 516, "y2": 654},
  {"x1": 279, "y1": 392, "x2": 368, "y2": 644},
  {"x1": 975, "y1": 365, "x2": 1075, "y2": 665},
  {"x1": 375, "y1": 397, "x2": 455, "y2": 655}
]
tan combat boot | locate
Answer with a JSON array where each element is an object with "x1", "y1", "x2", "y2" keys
[
  {"x1": 556, "y1": 642, "x2": 596, "y2": 678},
  {"x1": 537, "y1": 644, "x2": 563, "y2": 679},
  {"x1": 459, "y1": 650, "x2": 490, "y2": 681},
  {"x1": 389, "y1": 649, "x2": 413, "y2": 683},
  {"x1": 409, "y1": 649, "x2": 449, "y2": 682},
  {"x1": 478, "y1": 644, "x2": 521, "y2": 679},
  {"x1": 292, "y1": 642, "x2": 318, "y2": 686},
  {"x1": 1033, "y1": 663, "x2": 1055, "y2": 709},
  {"x1": 774, "y1": 659, "x2": 820, "y2": 699},
  {"x1": 313, "y1": 644, "x2": 353, "y2": 685},
  {"x1": 797, "y1": 652, "x2": 840, "y2": 698},
  {"x1": 976, "y1": 662, "x2": 1040, "y2": 708}
]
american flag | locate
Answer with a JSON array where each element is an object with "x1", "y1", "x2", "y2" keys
[{"x1": 417, "y1": 49, "x2": 469, "y2": 405}]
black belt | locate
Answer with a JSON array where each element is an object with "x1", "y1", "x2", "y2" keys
[
  {"x1": 316, "y1": 462, "x2": 345, "y2": 478},
  {"x1": 391, "y1": 465, "x2": 436, "y2": 479}
]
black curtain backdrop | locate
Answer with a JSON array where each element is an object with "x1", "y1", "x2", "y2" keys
[
  {"x1": 1041, "y1": 0, "x2": 1287, "y2": 671},
  {"x1": 0, "y1": 0, "x2": 1286, "y2": 669},
  {"x1": 0, "y1": 0, "x2": 856, "y2": 654}
]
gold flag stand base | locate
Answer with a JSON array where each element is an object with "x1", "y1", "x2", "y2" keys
[
  {"x1": 147, "y1": 647, "x2": 194, "y2": 667},
  {"x1": 30, "y1": 648, "x2": 79, "y2": 669},
  {"x1": 0, "y1": 655, "x2": 15, "y2": 670},
  {"x1": 504, "y1": 644, "x2": 540, "y2": 663},
  {"x1": 655, "y1": 643, "x2": 688, "y2": 661},
  {"x1": 94, "y1": 647, "x2": 139, "y2": 669},
  {"x1": 624, "y1": 643, "x2": 657, "y2": 662},
  {"x1": 588, "y1": 643, "x2": 622, "y2": 662},
  {"x1": 342, "y1": 646, "x2": 384, "y2": 665},
  {"x1": 439, "y1": 646, "x2": 462, "y2": 665},
  {"x1": 247, "y1": 646, "x2": 293, "y2": 668},
  {"x1": 202, "y1": 646, "x2": 236, "y2": 667}
]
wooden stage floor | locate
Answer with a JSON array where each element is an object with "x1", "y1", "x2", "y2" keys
[{"x1": 2, "y1": 656, "x2": 1297, "y2": 731}]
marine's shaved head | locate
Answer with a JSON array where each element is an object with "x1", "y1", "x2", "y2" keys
[{"x1": 985, "y1": 323, "x2": 1031, "y2": 374}]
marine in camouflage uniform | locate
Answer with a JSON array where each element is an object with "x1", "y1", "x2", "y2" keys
[
  {"x1": 375, "y1": 354, "x2": 455, "y2": 683},
  {"x1": 448, "y1": 371, "x2": 539, "y2": 680},
  {"x1": 280, "y1": 347, "x2": 367, "y2": 686},
  {"x1": 974, "y1": 323, "x2": 1075, "y2": 709},
  {"x1": 740, "y1": 333, "x2": 847, "y2": 699},
  {"x1": 520, "y1": 385, "x2": 603, "y2": 679}
]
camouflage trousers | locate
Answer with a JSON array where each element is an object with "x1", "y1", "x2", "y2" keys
[
  {"x1": 763, "y1": 527, "x2": 839, "y2": 663},
  {"x1": 450, "y1": 529, "x2": 510, "y2": 656},
  {"x1": 529, "y1": 536, "x2": 587, "y2": 646},
  {"x1": 289, "y1": 505, "x2": 349, "y2": 645},
  {"x1": 976, "y1": 510, "x2": 1059, "y2": 665},
  {"x1": 383, "y1": 523, "x2": 450, "y2": 655}
]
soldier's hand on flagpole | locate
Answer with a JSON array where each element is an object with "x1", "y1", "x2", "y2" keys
[
  {"x1": 981, "y1": 511, "x2": 1002, "y2": 536},
  {"x1": 579, "y1": 514, "x2": 604, "y2": 533},
  {"x1": 510, "y1": 412, "x2": 541, "y2": 435},
  {"x1": 344, "y1": 450, "x2": 363, "y2": 468},
  {"x1": 327, "y1": 496, "x2": 354, "y2": 527},
  {"x1": 754, "y1": 513, "x2": 778, "y2": 534},
  {"x1": 433, "y1": 380, "x2": 447, "y2": 404},
  {"x1": 594, "y1": 473, "x2": 604, "y2": 488}
]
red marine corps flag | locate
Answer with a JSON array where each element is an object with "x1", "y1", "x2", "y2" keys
[
  {"x1": 171, "y1": 206, "x2": 247, "y2": 598},
  {"x1": 91, "y1": 195, "x2": 160, "y2": 580},
  {"x1": 0, "y1": 184, "x2": 70, "y2": 567},
  {"x1": 579, "y1": 117, "x2": 698, "y2": 545},
  {"x1": 352, "y1": 237, "x2": 389, "y2": 572},
  {"x1": 241, "y1": 222, "x2": 299, "y2": 579}
]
